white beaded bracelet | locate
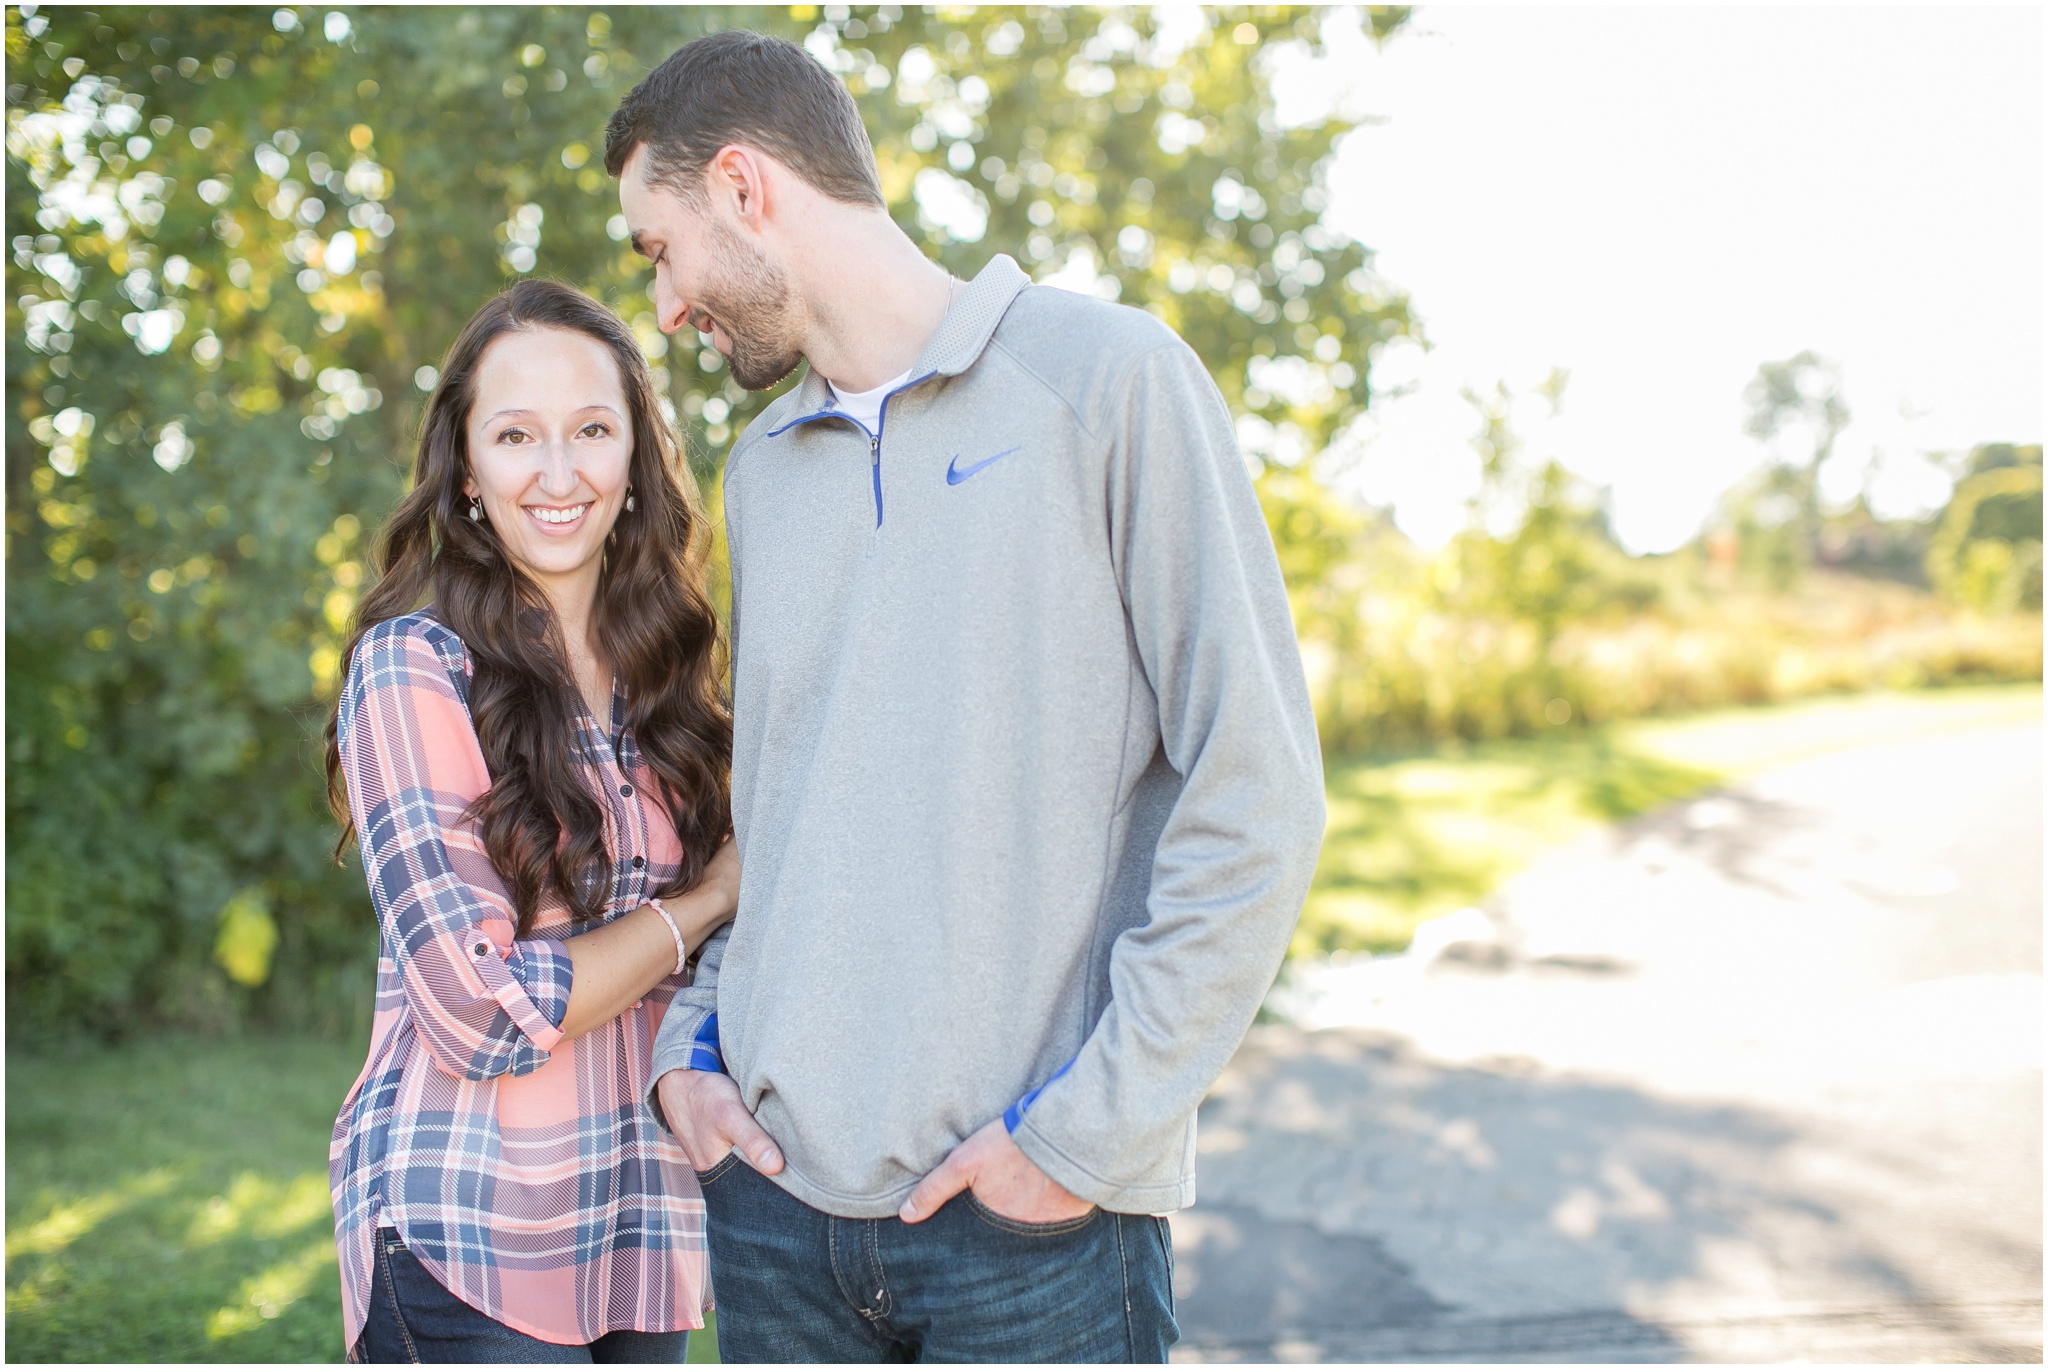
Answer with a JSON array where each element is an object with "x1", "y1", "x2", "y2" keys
[{"x1": 646, "y1": 896, "x2": 688, "y2": 976}]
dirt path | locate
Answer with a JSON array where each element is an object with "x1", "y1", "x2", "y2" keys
[{"x1": 1172, "y1": 715, "x2": 2043, "y2": 1362}]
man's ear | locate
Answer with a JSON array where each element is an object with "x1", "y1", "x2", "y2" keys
[{"x1": 709, "y1": 144, "x2": 770, "y2": 230}]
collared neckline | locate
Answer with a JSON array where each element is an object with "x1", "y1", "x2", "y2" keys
[{"x1": 784, "y1": 254, "x2": 1031, "y2": 418}]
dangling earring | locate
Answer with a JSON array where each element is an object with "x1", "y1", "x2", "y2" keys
[
  {"x1": 468, "y1": 497, "x2": 484, "y2": 522},
  {"x1": 624, "y1": 486, "x2": 637, "y2": 513}
]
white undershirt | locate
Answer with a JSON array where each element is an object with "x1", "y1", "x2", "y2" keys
[{"x1": 826, "y1": 366, "x2": 916, "y2": 436}]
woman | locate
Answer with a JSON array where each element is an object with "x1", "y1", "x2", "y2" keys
[{"x1": 324, "y1": 279, "x2": 734, "y2": 1362}]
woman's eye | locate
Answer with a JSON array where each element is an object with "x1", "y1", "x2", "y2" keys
[
  {"x1": 500, "y1": 429, "x2": 529, "y2": 444},
  {"x1": 579, "y1": 423, "x2": 610, "y2": 439}
]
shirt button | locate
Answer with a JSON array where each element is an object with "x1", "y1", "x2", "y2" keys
[
  {"x1": 631, "y1": 856, "x2": 645, "y2": 870},
  {"x1": 619, "y1": 783, "x2": 633, "y2": 797}
]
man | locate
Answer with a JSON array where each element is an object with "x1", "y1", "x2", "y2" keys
[{"x1": 607, "y1": 30, "x2": 1325, "y2": 1363}]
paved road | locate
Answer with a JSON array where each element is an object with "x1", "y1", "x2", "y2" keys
[{"x1": 1171, "y1": 716, "x2": 2042, "y2": 1362}]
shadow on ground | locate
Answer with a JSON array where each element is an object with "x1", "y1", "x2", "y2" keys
[{"x1": 1170, "y1": 1028, "x2": 2039, "y2": 1362}]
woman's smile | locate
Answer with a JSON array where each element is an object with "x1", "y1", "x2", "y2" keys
[{"x1": 524, "y1": 501, "x2": 593, "y2": 533}]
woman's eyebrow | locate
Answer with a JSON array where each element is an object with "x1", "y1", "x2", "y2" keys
[{"x1": 479, "y1": 404, "x2": 624, "y2": 423}]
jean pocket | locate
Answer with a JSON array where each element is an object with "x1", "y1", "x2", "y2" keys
[
  {"x1": 965, "y1": 1191, "x2": 1100, "y2": 1237},
  {"x1": 694, "y1": 1149, "x2": 742, "y2": 1186}
]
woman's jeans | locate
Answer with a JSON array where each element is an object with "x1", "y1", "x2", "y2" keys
[
  {"x1": 695, "y1": 1150, "x2": 1178, "y2": 1363},
  {"x1": 355, "y1": 1230, "x2": 689, "y2": 1364}
]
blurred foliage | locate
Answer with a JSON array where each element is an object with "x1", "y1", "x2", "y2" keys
[
  {"x1": 1293, "y1": 516, "x2": 2044, "y2": 761},
  {"x1": 1926, "y1": 443, "x2": 2042, "y2": 615},
  {"x1": 1731, "y1": 350, "x2": 1848, "y2": 589},
  {"x1": 1289, "y1": 371, "x2": 2042, "y2": 758},
  {"x1": 6, "y1": 3, "x2": 1414, "y2": 1035}
]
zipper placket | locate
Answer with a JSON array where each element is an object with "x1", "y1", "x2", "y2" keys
[
  {"x1": 864, "y1": 375, "x2": 929, "y2": 529},
  {"x1": 763, "y1": 372, "x2": 934, "y2": 532}
]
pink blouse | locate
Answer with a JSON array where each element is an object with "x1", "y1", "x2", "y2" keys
[{"x1": 328, "y1": 611, "x2": 708, "y2": 1351}]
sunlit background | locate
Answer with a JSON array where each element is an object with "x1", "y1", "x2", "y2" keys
[
  {"x1": 1291, "y1": 5, "x2": 2043, "y2": 552},
  {"x1": 6, "y1": 5, "x2": 2041, "y2": 1362}
]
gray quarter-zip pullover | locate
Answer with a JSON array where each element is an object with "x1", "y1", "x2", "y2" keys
[{"x1": 649, "y1": 254, "x2": 1325, "y2": 1217}]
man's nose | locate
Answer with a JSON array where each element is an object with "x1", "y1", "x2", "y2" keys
[{"x1": 655, "y1": 276, "x2": 691, "y2": 336}]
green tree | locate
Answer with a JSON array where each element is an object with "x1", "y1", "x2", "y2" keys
[
  {"x1": 1736, "y1": 349, "x2": 1848, "y2": 588},
  {"x1": 7, "y1": 4, "x2": 1413, "y2": 1034},
  {"x1": 1442, "y1": 372, "x2": 1653, "y2": 730},
  {"x1": 1927, "y1": 443, "x2": 2044, "y2": 614},
  {"x1": 1455, "y1": 373, "x2": 1617, "y2": 640}
]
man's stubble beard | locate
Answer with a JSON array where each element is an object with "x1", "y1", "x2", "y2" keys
[{"x1": 701, "y1": 216, "x2": 804, "y2": 393}]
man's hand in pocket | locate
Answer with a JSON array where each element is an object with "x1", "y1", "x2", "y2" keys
[
  {"x1": 654, "y1": 1068, "x2": 784, "y2": 1175},
  {"x1": 899, "y1": 1118, "x2": 1094, "y2": 1224}
]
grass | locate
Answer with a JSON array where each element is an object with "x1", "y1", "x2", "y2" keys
[
  {"x1": 1297, "y1": 682, "x2": 2042, "y2": 955},
  {"x1": 6, "y1": 1036, "x2": 362, "y2": 1362},
  {"x1": 8, "y1": 684, "x2": 2038, "y2": 1361},
  {"x1": 3, "y1": 1035, "x2": 722, "y2": 1363}
]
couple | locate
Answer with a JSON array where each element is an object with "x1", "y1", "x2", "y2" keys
[{"x1": 325, "y1": 30, "x2": 1324, "y2": 1365}]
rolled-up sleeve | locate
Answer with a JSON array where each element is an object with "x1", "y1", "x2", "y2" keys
[{"x1": 340, "y1": 620, "x2": 573, "y2": 1079}]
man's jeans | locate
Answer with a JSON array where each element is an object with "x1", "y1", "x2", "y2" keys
[{"x1": 696, "y1": 1152, "x2": 1178, "y2": 1362}]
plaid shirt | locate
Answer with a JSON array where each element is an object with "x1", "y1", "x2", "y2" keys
[{"x1": 328, "y1": 611, "x2": 707, "y2": 1352}]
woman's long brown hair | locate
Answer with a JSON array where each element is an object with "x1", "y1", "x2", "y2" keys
[{"x1": 324, "y1": 280, "x2": 731, "y2": 936}]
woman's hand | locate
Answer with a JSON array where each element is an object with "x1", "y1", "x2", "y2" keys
[{"x1": 555, "y1": 839, "x2": 737, "y2": 1038}]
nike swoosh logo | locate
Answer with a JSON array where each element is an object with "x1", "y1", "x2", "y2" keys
[{"x1": 946, "y1": 447, "x2": 1021, "y2": 486}]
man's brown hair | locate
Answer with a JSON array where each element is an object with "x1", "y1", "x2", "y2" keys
[{"x1": 605, "y1": 31, "x2": 884, "y2": 208}]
